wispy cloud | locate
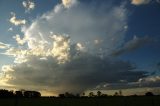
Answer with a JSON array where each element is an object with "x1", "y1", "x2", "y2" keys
[
  {"x1": 62, "y1": 0, "x2": 77, "y2": 8},
  {"x1": 95, "y1": 75, "x2": 160, "y2": 90},
  {"x1": 9, "y1": 12, "x2": 26, "y2": 26},
  {"x1": 111, "y1": 36, "x2": 152, "y2": 56},
  {"x1": 22, "y1": 0, "x2": 35, "y2": 13},
  {"x1": 8, "y1": 27, "x2": 13, "y2": 31},
  {"x1": 131, "y1": 0, "x2": 151, "y2": 5},
  {"x1": 138, "y1": 76, "x2": 160, "y2": 87},
  {"x1": 0, "y1": 42, "x2": 10, "y2": 49}
]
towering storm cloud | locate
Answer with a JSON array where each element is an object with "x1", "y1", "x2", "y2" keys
[
  {"x1": 0, "y1": 0, "x2": 153, "y2": 95},
  {"x1": 21, "y1": 0, "x2": 128, "y2": 56}
]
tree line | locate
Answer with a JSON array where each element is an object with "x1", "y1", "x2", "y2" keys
[
  {"x1": 0, "y1": 89, "x2": 155, "y2": 98},
  {"x1": 58, "y1": 90, "x2": 155, "y2": 98},
  {"x1": 0, "y1": 89, "x2": 41, "y2": 98}
]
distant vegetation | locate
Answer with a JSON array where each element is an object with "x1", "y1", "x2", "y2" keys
[
  {"x1": 0, "y1": 89, "x2": 155, "y2": 98},
  {"x1": 58, "y1": 90, "x2": 155, "y2": 98},
  {"x1": 0, "y1": 89, "x2": 41, "y2": 98},
  {"x1": 0, "y1": 89, "x2": 160, "y2": 106}
]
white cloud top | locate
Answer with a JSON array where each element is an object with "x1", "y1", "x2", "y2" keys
[
  {"x1": 8, "y1": 27, "x2": 13, "y2": 31},
  {"x1": 13, "y1": 34, "x2": 26, "y2": 45},
  {"x1": 9, "y1": 12, "x2": 26, "y2": 26},
  {"x1": 131, "y1": 0, "x2": 151, "y2": 5},
  {"x1": 22, "y1": 0, "x2": 35, "y2": 13},
  {"x1": 62, "y1": 0, "x2": 77, "y2": 8},
  {"x1": 0, "y1": 42, "x2": 10, "y2": 49}
]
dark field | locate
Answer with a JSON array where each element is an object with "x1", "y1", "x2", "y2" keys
[{"x1": 1, "y1": 96, "x2": 160, "y2": 106}]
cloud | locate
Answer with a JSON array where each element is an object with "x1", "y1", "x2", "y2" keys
[
  {"x1": 8, "y1": 27, "x2": 13, "y2": 31},
  {"x1": 157, "y1": 62, "x2": 160, "y2": 68},
  {"x1": 131, "y1": 0, "x2": 151, "y2": 5},
  {"x1": 76, "y1": 43, "x2": 85, "y2": 51},
  {"x1": 4, "y1": 47, "x2": 29, "y2": 63},
  {"x1": 22, "y1": 0, "x2": 35, "y2": 13},
  {"x1": 9, "y1": 12, "x2": 26, "y2": 26},
  {"x1": 157, "y1": 0, "x2": 160, "y2": 3},
  {"x1": 95, "y1": 75, "x2": 160, "y2": 91},
  {"x1": 137, "y1": 76, "x2": 160, "y2": 87},
  {"x1": 21, "y1": 0, "x2": 128, "y2": 56},
  {"x1": 0, "y1": 42, "x2": 10, "y2": 49},
  {"x1": 111, "y1": 36, "x2": 152, "y2": 56},
  {"x1": 62, "y1": 0, "x2": 77, "y2": 8},
  {"x1": 0, "y1": 35, "x2": 148, "y2": 94},
  {"x1": 0, "y1": 54, "x2": 147, "y2": 94},
  {"x1": 0, "y1": 0, "x2": 150, "y2": 95},
  {"x1": 50, "y1": 35, "x2": 70, "y2": 63},
  {"x1": 13, "y1": 34, "x2": 26, "y2": 45},
  {"x1": 4, "y1": 35, "x2": 71, "y2": 64}
]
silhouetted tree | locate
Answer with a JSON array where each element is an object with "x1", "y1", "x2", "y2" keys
[
  {"x1": 64, "y1": 92, "x2": 75, "y2": 98},
  {"x1": 64, "y1": 92, "x2": 70, "y2": 97},
  {"x1": 97, "y1": 91, "x2": 102, "y2": 97},
  {"x1": 101, "y1": 94, "x2": 108, "y2": 97},
  {"x1": 89, "y1": 92, "x2": 95, "y2": 97},
  {"x1": 15, "y1": 91, "x2": 23, "y2": 97},
  {"x1": 58, "y1": 94, "x2": 65, "y2": 98},
  {"x1": 75, "y1": 93, "x2": 80, "y2": 98},
  {"x1": 0, "y1": 89, "x2": 41, "y2": 98},
  {"x1": 24, "y1": 91, "x2": 41, "y2": 98},
  {"x1": 0, "y1": 89, "x2": 14, "y2": 97},
  {"x1": 145, "y1": 92, "x2": 154, "y2": 96},
  {"x1": 24, "y1": 91, "x2": 31, "y2": 97},
  {"x1": 82, "y1": 92, "x2": 85, "y2": 96},
  {"x1": 81, "y1": 92, "x2": 87, "y2": 98},
  {"x1": 119, "y1": 90, "x2": 122, "y2": 96},
  {"x1": 114, "y1": 92, "x2": 119, "y2": 96},
  {"x1": 130, "y1": 94, "x2": 138, "y2": 97}
]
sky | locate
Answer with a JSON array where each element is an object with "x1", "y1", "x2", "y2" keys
[{"x1": 0, "y1": 0, "x2": 160, "y2": 96}]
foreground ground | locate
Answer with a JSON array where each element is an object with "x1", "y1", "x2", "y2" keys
[{"x1": 0, "y1": 96, "x2": 160, "y2": 106}]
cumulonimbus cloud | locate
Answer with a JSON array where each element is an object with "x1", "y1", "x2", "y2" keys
[
  {"x1": 21, "y1": 0, "x2": 128, "y2": 56},
  {"x1": 0, "y1": 0, "x2": 153, "y2": 95}
]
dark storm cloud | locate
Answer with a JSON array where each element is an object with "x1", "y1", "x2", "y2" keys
[
  {"x1": 95, "y1": 75, "x2": 160, "y2": 90},
  {"x1": 2, "y1": 0, "x2": 159, "y2": 95},
  {"x1": 138, "y1": 76, "x2": 160, "y2": 87},
  {"x1": 111, "y1": 36, "x2": 153, "y2": 56},
  {"x1": 4, "y1": 52, "x2": 147, "y2": 93}
]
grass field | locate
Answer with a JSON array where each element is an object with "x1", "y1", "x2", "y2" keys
[{"x1": 0, "y1": 96, "x2": 160, "y2": 106}]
